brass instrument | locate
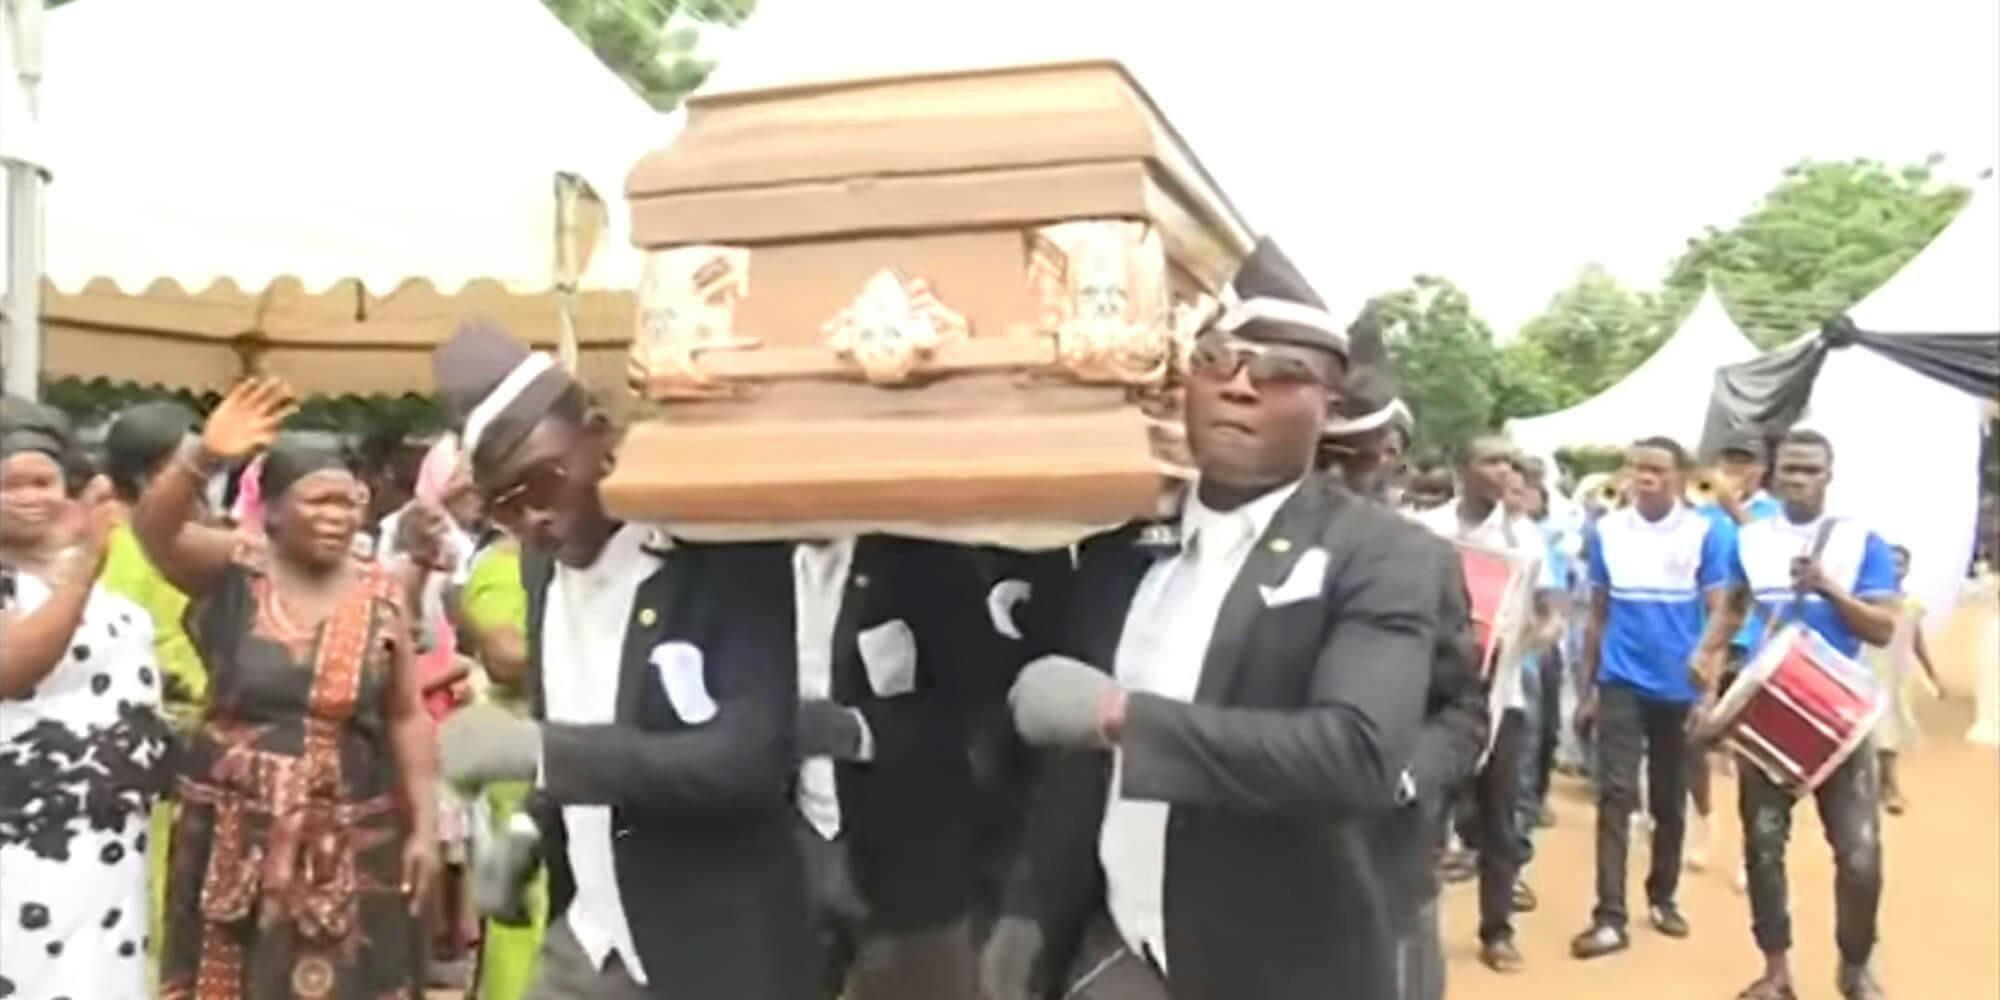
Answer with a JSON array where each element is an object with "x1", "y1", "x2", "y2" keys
[
  {"x1": 1687, "y1": 466, "x2": 1737, "y2": 507},
  {"x1": 1577, "y1": 472, "x2": 1625, "y2": 510}
]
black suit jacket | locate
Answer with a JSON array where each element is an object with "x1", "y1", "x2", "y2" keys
[
  {"x1": 1012, "y1": 477, "x2": 1441, "y2": 1000},
  {"x1": 523, "y1": 537, "x2": 811, "y2": 1000},
  {"x1": 821, "y1": 536, "x2": 997, "y2": 930},
  {"x1": 1369, "y1": 527, "x2": 1489, "y2": 930}
]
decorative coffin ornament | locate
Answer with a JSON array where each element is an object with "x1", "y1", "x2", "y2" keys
[{"x1": 602, "y1": 61, "x2": 1255, "y2": 547}]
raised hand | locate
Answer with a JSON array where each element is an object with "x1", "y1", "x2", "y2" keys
[{"x1": 202, "y1": 376, "x2": 297, "y2": 461}]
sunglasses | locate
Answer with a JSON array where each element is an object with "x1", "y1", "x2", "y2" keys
[
  {"x1": 1188, "y1": 335, "x2": 1328, "y2": 389},
  {"x1": 483, "y1": 458, "x2": 570, "y2": 517}
]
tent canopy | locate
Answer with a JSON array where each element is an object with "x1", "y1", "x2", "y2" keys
[
  {"x1": 1505, "y1": 288, "x2": 1761, "y2": 458},
  {"x1": 1803, "y1": 181, "x2": 1998, "y2": 629},
  {"x1": 35, "y1": 0, "x2": 673, "y2": 395}
]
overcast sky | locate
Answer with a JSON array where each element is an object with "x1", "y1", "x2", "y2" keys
[{"x1": 701, "y1": 0, "x2": 1999, "y2": 334}]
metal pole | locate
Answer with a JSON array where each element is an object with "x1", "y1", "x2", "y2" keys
[{"x1": 3, "y1": 0, "x2": 46, "y2": 400}]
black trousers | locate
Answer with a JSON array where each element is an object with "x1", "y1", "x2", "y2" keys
[
  {"x1": 1456, "y1": 708, "x2": 1526, "y2": 945},
  {"x1": 1534, "y1": 647, "x2": 1563, "y2": 805},
  {"x1": 1739, "y1": 747, "x2": 1883, "y2": 965},
  {"x1": 1592, "y1": 684, "x2": 1690, "y2": 928}
]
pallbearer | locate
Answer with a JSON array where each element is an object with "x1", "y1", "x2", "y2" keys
[
  {"x1": 1319, "y1": 358, "x2": 1488, "y2": 1000},
  {"x1": 983, "y1": 239, "x2": 1440, "y2": 1000},
  {"x1": 432, "y1": 322, "x2": 811, "y2": 1000},
  {"x1": 787, "y1": 532, "x2": 999, "y2": 1000}
]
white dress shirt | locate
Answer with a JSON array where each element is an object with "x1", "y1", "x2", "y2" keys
[
  {"x1": 541, "y1": 523, "x2": 660, "y2": 984},
  {"x1": 1411, "y1": 499, "x2": 1545, "y2": 714},
  {"x1": 793, "y1": 538, "x2": 857, "y2": 840},
  {"x1": 1100, "y1": 479, "x2": 1300, "y2": 972}
]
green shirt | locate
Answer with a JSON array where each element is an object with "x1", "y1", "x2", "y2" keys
[
  {"x1": 462, "y1": 539, "x2": 527, "y2": 635},
  {"x1": 99, "y1": 522, "x2": 206, "y2": 724}
]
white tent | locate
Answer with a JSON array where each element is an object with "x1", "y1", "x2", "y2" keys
[
  {"x1": 1504, "y1": 288, "x2": 1762, "y2": 458},
  {"x1": 1799, "y1": 179, "x2": 1997, "y2": 645},
  {"x1": 34, "y1": 0, "x2": 673, "y2": 395}
]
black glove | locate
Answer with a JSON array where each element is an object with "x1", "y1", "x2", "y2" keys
[{"x1": 797, "y1": 699, "x2": 867, "y2": 761}]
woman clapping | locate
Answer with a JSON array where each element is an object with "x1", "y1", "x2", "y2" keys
[{"x1": 1, "y1": 398, "x2": 172, "y2": 1000}]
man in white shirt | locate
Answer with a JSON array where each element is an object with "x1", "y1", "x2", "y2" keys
[
  {"x1": 982, "y1": 239, "x2": 1440, "y2": 1000},
  {"x1": 432, "y1": 322, "x2": 809, "y2": 1000},
  {"x1": 1409, "y1": 435, "x2": 1550, "y2": 974}
]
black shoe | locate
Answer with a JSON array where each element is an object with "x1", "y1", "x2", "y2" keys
[
  {"x1": 1569, "y1": 923, "x2": 1629, "y2": 959},
  {"x1": 1648, "y1": 902, "x2": 1690, "y2": 938},
  {"x1": 1479, "y1": 939, "x2": 1524, "y2": 973},
  {"x1": 1838, "y1": 962, "x2": 1886, "y2": 1000},
  {"x1": 1511, "y1": 879, "x2": 1538, "y2": 913}
]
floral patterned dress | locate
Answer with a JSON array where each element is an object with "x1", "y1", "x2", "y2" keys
[
  {"x1": 159, "y1": 547, "x2": 422, "y2": 1000},
  {"x1": 0, "y1": 568, "x2": 173, "y2": 1000}
]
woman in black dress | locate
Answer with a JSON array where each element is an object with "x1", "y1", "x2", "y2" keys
[{"x1": 134, "y1": 378, "x2": 439, "y2": 999}]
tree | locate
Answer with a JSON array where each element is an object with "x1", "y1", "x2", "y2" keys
[
  {"x1": 1372, "y1": 275, "x2": 1503, "y2": 462},
  {"x1": 1508, "y1": 264, "x2": 1676, "y2": 407},
  {"x1": 1664, "y1": 157, "x2": 1971, "y2": 348},
  {"x1": 541, "y1": 0, "x2": 756, "y2": 110}
]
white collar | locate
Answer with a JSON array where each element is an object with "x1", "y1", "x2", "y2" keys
[
  {"x1": 561, "y1": 522, "x2": 657, "y2": 587},
  {"x1": 1622, "y1": 501, "x2": 1690, "y2": 533},
  {"x1": 1179, "y1": 478, "x2": 1302, "y2": 554}
]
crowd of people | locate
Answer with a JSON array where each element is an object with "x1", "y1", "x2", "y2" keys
[{"x1": 0, "y1": 237, "x2": 1956, "y2": 1000}]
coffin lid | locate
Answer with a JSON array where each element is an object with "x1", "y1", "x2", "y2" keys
[{"x1": 626, "y1": 60, "x2": 1253, "y2": 255}]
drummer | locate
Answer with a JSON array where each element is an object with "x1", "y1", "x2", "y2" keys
[
  {"x1": 1568, "y1": 436, "x2": 1737, "y2": 960},
  {"x1": 1714, "y1": 428, "x2": 1898, "y2": 1000}
]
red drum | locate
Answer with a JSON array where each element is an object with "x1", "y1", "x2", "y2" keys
[
  {"x1": 1455, "y1": 541, "x2": 1538, "y2": 679},
  {"x1": 1708, "y1": 623, "x2": 1886, "y2": 792}
]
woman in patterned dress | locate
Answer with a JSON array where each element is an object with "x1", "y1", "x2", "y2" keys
[
  {"x1": 133, "y1": 378, "x2": 439, "y2": 999},
  {"x1": 1, "y1": 398, "x2": 173, "y2": 1000}
]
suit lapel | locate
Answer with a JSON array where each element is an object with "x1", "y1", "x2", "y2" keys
[
  {"x1": 1193, "y1": 481, "x2": 1336, "y2": 705},
  {"x1": 616, "y1": 549, "x2": 678, "y2": 724}
]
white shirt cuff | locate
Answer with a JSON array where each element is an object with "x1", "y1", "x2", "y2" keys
[{"x1": 850, "y1": 707, "x2": 876, "y2": 763}]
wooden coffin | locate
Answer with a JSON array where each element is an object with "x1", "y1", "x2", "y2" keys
[{"x1": 602, "y1": 61, "x2": 1254, "y2": 545}]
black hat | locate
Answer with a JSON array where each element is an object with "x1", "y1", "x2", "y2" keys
[
  {"x1": 432, "y1": 319, "x2": 577, "y2": 482},
  {"x1": 1322, "y1": 301, "x2": 1410, "y2": 438},
  {"x1": 1719, "y1": 428, "x2": 1768, "y2": 463},
  {"x1": 0, "y1": 395, "x2": 74, "y2": 463},
  {"x1": 1208, "y1": 237, "x2": 1348, "y2": 359},
  {"x1": 105, "y1": 400, "x2": 198, "y2": 499}
]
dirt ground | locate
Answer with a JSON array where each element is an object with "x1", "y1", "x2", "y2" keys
[{"x1": 1441, "y1": 597, "x2": 2000, "y2": 1000}]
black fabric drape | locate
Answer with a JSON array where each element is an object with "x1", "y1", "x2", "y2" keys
[{"x1": 1698, "y1": 316, "x2": 1999, "y2": 458}]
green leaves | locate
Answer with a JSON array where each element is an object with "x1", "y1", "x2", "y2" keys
[
  {"x1": 1664, "y1": 158, "x2": 1969, "y2": 349},
  {"x1": 541, "y1": 0, "x2": 757, "y2": 109},
  {"x1": 1373, "y1": 157, "x2": 1970, "y2": 461}
]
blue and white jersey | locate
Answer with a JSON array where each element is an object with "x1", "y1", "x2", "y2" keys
[
  {"x1": 1587, "y1": 503, "x2": 1736, "y2": 703},
  {"x1": 1703, "y1": 491, "x2": 1783, "y2": 652},
  {"x1": 1732, "y1": 513, "x2": 1898, "y2": 660}
]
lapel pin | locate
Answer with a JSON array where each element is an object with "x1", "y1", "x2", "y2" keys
[
  {"x1": 854, "y1": 574, "x2": 870, "y2": 589},
  {"x1": 638, "y1": 608, "x2": 658, "y2": 627},
  {"x1": 1269, "y1": 538, "x2": 1293, "y2": 554}
]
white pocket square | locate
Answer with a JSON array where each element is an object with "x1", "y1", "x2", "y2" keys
[
  {"x1": 650, "y1": 641, "x2": 718, "y2": 724},
  {"x1": 858, "y1": 619, "x2": 919, "y2": 698},
  {"x1": 1258, "y1": 547, "x2": 1328, "y2": 607}
]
